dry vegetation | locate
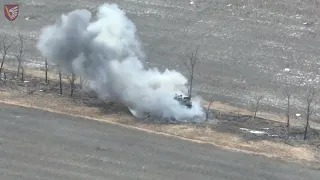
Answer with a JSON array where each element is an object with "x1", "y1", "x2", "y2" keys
[
  {"x1": 1, "y1": 65, "x2": 320, "y2": 167},
  {"x1": 1, "y1": 33, "x2": 320, "y2": 168}
]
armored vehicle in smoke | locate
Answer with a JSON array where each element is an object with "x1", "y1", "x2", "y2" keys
[
  {"x1": 130, "y1": 95, "x2": 195, "y2": 123},
  {"x1": 174, "y1": 94, "x2": 192, "y2": 108}
]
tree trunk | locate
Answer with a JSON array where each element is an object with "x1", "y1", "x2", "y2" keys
[
  {"x1": 304, "y1": 105, "x2": 310, "y2": 140},
  {"x1": 189, "y1": 71, "x2": 193, "y2": 98},
  {"x1": 286, "y1": 97, "x2": 290, "y2": 128},
  {"x1": 70, "y1": 88, "x2": 74, "y2": 97},
  {"x1": 253, "y1": 104, "x2": 259, "y2": 119},
  {"x1": 17, "y1": 61, "x2": 21, "y2": 77},
  {"x1": 45, "y1": 59, "x2": 48, "y2": 83},
  {"x1": 70, "y1": 83, "x2": 74, "y2": 97},
  {"x1": 304, "y1": 117, "x2": 309, "y2": 140},
  {"x1": 3, "y1": 71, "x2": 6, "y2": 85},
  {"x1": 0, "y1": 57, "x2": 5, "y2": 73},
  {"x1": 59, "y1": 70, "x2": 62, "y2": 95},
  {"x1": 21, "y1": 67, "x2": 24, "y2": 82}
]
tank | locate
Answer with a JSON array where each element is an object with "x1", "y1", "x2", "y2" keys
[{"x1": 174, "y1": 94, "x2": 192, "y2": 108}]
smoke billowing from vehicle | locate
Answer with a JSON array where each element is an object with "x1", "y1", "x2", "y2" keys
[{"x1": 36, "y1": 3, "x2": 205, "y2": 121}]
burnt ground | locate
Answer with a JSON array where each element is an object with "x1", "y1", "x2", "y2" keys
[
  {"x1": 206, "y1": 110, "x2": 320, "y2": 146},
  {"x1": 1, "y1": 68, "x2": 320, "y2": 163}
]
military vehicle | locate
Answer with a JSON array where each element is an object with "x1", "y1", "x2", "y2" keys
[{"x1": 174, "y1": 94, "x2": 192, "y2": 108}]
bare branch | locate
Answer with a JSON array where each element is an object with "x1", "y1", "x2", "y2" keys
[
  {"x1": 252, "y1": 95, "x2": 264, "y2": 119},
  {"x1": 306, "y1": 87, "x2": 317, "y2": 105},
  {"x1": 180, "y1": 46, "x2": 199, "y2": 73},
  {"x1": 0, "y1": 34, "x2": 16, "y2": 73},
  {"x1": 283, "y1": 86, "x2": 292, "y2": 98},
  {"x1": 1, "y1": 34, "x2": 15, "y2": 52},
  {"x1": 304, "y1": 86, "x2": 317, "y2": 140},
  {"x1": 15, "y1": 32, "x2": 24, "y2": 77},
  {"x1": 180, "y1": 45, "x2": 200, "y2": 98},
  {"x1": 283, "y1": 85, "x2": 293, "y2": 128},
  {"x1": 67, "y1": 73, "x2": 76, "y2": 97}
]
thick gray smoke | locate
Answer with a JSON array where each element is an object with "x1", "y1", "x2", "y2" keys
[{"x1": 36, "y1": 3, "x2": 205, "y2": 121}]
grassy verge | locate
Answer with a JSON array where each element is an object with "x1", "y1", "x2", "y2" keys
[{"x1": 0, "y1": 65, "x2": 319, "y2": 168}]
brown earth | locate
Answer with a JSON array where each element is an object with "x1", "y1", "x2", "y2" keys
[{"x1": 0, "y1": 65, "x2": 319, "y2": 169}]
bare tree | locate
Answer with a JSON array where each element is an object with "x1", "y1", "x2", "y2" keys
[
  {"x1": 303, "y1": 87, "x2": 317, "y2": 140},
  {"x1": 252, "y1": 95, "x2": 264, "y2": 119},
  {"x1": 45, "y1": 58, "x2": 48, "y2": 84},
  {"x1": 67, "y1": 73, "x2": 76, "y2": 97},
  {"x1": 283, "y1": 86, "x2": 292, "y2": 128},
  {"x1": 0, "y1": 34, "x2": 15, "y2": 73},
  {"x1": 180, "y1": 45, "x2": 200, "y2": 98},
  {"x1": 15, "y1": 33, "x2": 24, "y2": 77},
  {"x1": 58, "y1": 65, "x2": 62, "y2": 95}
]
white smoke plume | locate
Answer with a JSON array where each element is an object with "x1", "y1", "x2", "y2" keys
[{"x1": 36, "y1": 3, "x2": 205, "y2": 122}]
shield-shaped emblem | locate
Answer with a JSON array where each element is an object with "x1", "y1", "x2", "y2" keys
[{"x1": 4, "y1": 4, "x2": 19, "y2": 21}]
